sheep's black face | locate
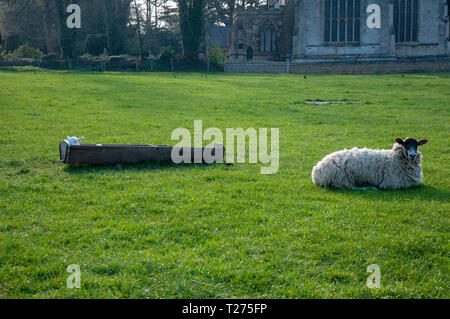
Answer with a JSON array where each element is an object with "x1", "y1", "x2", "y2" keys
[{"x1": 395, "y1": 137, "x2": 428, "y2": 161}]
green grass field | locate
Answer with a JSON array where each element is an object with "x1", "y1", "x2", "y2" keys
[{"x1": 0, "y1": 67, "x2": 448, "y2": 298}]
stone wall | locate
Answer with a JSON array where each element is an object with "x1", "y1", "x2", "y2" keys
[
  {"x1": 226, "y1": 61, "x2": 287, "y2": 73},
  {"x1": 395, "y1": 0, "x2": 449, "y2": 57},
  {"x1": 293, "y1": 0, "x2": 394, "y2": 59},
  {"x1": 228, "y1": 0, "x2": 449, "y2": 66},
  {"x1": 293, "y1": 0, "x2": 449, "y2": 60},
  {"x1": 225, "y1": 57, "x2": 450, "y2": 74},
  {"x1": 228, "y1": 5, "x2": 295, "y2": 61}
]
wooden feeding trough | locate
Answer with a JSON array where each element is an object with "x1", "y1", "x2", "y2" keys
[{"x1": 59, "y1": 140, "x2": 224, "y2": 165}]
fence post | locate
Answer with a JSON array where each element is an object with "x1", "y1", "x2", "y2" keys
[{"x1": 171, "y1": 58, "x2": 176, "y2": 78}]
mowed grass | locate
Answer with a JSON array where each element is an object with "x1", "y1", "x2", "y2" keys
[{"x1": 0, "y1": 67, "x2": 448, "y2": 298}]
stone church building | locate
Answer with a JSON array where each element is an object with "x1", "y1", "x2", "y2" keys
[{"x1": 226, "y1": 0, "x2": 450, "y2": 73}]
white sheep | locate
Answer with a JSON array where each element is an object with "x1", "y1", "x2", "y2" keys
[
  {"x1": 311, "y1": 138, "x2": 428, "y2": 190},
  {"x1": 67, "y1": 136, "x2": 84, "y2": 147}
]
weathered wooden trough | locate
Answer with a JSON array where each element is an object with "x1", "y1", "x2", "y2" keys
[{"x1": 59, "y1": 140, "x2": 224, "y2": 165}]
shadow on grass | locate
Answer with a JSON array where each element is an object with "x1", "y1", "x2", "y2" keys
[
  {"x1": 63, "y1": 161, "x2": 229, "y2": 175},
  {"x1": 327, "y1": 184, "x2": 449, "y2": 203}
]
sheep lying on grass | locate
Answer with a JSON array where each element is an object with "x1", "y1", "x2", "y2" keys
[{"x1": 311, "y1": 138, "x2": 428, "y2": 190}]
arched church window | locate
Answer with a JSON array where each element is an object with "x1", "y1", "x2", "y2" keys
[
  {"x1": 260, "y1": 20, "x2": 277, "y2": 53},
  {"x1": 324, "y1": 0, "x2": 361, "y2": 43}
]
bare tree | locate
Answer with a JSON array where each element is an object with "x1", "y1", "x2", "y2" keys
[
  {"x1": 0, "y1": 0, "x2": 45, "y2": 52},
  {"x1": 131, "y1": 0, "x2": 145, "y2": 59}
]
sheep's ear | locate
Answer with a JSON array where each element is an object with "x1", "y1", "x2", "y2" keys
[
  {"x1": 395, "y1": 138, "x2": 404, "y2": 145},
  {"x1": 67, "y1": 136, "x2": 71, "y2": 140},
  {"x1": 418, "y1": 139, "x2": 428, "y2": 145},
  {"x1": 78, "y1": 136, "x2": 85, "y2": 142}
]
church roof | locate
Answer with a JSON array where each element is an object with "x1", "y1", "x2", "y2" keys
[{"x1": 209, "y1": 25, "x2": 231, "y2": 48}]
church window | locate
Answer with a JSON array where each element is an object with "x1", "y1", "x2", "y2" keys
[
  {"x1": 260, "y1": 20, "x2": 277, "y2": 52},
  {"x1": 394, "y1": 0, "x2": 419, "y2": 43},
  {"x1": 324, "y1": 0, "x2": 361, "y2": 43}
]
